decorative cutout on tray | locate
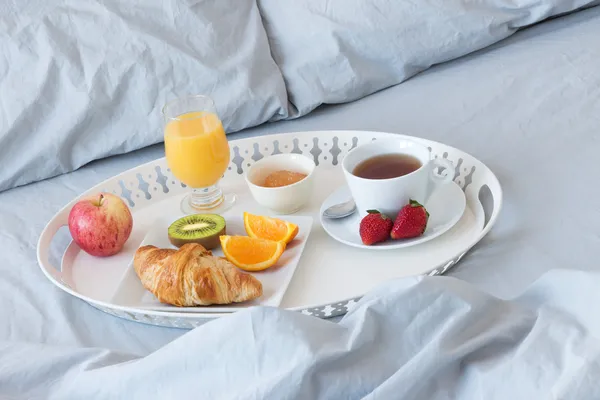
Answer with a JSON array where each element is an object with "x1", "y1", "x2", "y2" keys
[
  {"x1": 426, "y1": 256, "x2": 462, "y2": 276},
  {"x1": 329, "y1": 136, "x2": 342, "y2": 165},
  {"x1": 251, "y1": 143, "x2": 264, "y2": 162},
  {"x1": 462, "y1": 166, "x2": 476, "y2": 191},
  {"x1": 271, "y1": 140, "x2": 283, "y2": 155},
  {"x1": 478, "y1": 184, "x2": 494, "y2": 228},
  {"x1": 309, "y1": 137, "x2": 323, "y2": 165},
  {"x1": 118, "y1": 180, "x2": 135, "y2": 207},
  {"x1": 136, "y1": 173, "x2": 151, "y2": 200},
  {"x1": 155, "y1": 166, "x2": 169, "y2": 194},
  {"x1": 291, "y1": 138, "x2": 303, "y2": 155},
  {"x1": 231, "y1": 146, "x2": 244, "y2": 175},
  {"x1": 452, "y1": 156, "x2": 464, "y2": 180}
]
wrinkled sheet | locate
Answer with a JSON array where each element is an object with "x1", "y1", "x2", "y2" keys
[
  {"x1": 0, "y1": 0, "x2": 288, "y2": 192},
  {"x1": 4, "y1": 270, "x2": 600, "y2": 399},
  {"x1": 1, "y1": 6, "x2": 600, "y2": 398}
]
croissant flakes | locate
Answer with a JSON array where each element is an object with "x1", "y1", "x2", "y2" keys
[{"x1": 133, "y1": 243, "x2": 263, "y2": 306}]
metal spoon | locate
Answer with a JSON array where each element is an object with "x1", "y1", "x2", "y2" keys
[{"x1": 322, "y1": 199, "x2": 357, "y2": 219}]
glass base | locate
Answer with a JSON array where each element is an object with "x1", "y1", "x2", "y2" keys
[{"x1": 180, "y1": 186, "x2": 236, "y2": 215}]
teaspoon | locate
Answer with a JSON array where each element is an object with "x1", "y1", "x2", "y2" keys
[{"x1": 322, "y1": 199, "x2": 357, "y2": 219}]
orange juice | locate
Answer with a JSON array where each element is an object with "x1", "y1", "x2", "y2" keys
[{"x1": 164, "y1": 111, "x2": 230, "y2": 188}]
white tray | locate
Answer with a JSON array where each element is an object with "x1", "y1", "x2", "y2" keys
[{"x1": 37, "y1": 130, "x2": 502, "y2": 329}]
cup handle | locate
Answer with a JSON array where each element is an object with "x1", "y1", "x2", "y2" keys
[{"x1": 424, "y1": 158, "x2": 454, "y2": 203}]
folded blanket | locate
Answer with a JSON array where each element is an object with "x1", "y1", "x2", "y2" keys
[{"x1": 3, "y1": 269, "x2": 600, "y2": 399}]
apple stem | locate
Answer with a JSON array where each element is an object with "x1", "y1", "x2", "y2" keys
[{"x1": 98, "y1": 194, "x2": 105, "y2": 207}]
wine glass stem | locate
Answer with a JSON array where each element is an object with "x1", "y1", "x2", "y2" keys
[{"x1": 189, "y1": 185, "x2": 224, "y2": 210}]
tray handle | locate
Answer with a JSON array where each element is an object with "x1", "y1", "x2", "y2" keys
[{"x1": 37, "y1": 206, "x2": 71, "y2": 284}]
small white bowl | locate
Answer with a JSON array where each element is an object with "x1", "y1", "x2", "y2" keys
[{"x1": 245, "y1": 154, "x2": 316, "y2": 214}]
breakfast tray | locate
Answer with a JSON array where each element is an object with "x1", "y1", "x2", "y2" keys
[{"x1": 37, "y1": 130, "x2": 502, "y2": 329}]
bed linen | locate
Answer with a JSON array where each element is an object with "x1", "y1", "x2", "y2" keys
[
  {"x1": 4, "y1": 270, "x2": 600, "y2": 399},
  {"x1": 0, "y1": 0, "x2": 288, "y2": 193},
  {"x1": 0, "y1": 4, "x2": 599, "y2": 398},
  {"x1": 2, "y1": 0, "x2": 598, "y2": 194},
  {"x1": 259, "y1": 0, "x2": 600, "y2": 116}
]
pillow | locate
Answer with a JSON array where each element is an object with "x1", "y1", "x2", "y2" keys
[
  {"x1": 0, "y1": 0, "x2": 288, "y2": 192},
  {"x1": 258, "y1": 0, "x2": 599, "y2": 116}
]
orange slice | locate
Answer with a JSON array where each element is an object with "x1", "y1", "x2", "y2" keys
[
  {"x1": 219, "y1": 235, "x2": 286, "y2": 272},
  {"x1": 243, "y1": 212, "x2": 299, "y2": 244}
]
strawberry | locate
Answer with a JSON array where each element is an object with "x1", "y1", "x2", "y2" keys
[
  {"x1": 390, "y1": 200, "x2": 429, "y2": 240},
  {"x1": 359, "y1": 210, "x2": 393, "y2": 245}
]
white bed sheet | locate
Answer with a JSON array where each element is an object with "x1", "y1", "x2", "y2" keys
[{"x1": 1, "y1": 6, "x2": 599, "y2": 356}]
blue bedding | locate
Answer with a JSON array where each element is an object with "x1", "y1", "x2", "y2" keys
[
  {"x1": 4, "y1": 271, "x2": 600, "y2": 399},
  {"x1": 1, "y1": 3, "x2": 600, "y2": 399},
  {"x1": 0, "y1": 0, "x2": 598, "y2": 192}
]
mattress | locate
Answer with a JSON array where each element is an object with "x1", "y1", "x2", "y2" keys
[{"x1": 1, "y1": 5, "x2": 599, "y2": 359}]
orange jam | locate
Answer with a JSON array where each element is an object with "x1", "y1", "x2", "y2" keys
[{"x1": 262, "y1": 170, "x2": 307, "y2": 188}]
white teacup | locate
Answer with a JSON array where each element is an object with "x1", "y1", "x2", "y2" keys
[{"x1": 342, "y1": 138, "x2": 454, "y2": 218}]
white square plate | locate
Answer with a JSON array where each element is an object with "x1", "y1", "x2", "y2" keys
[{"x1": 110, "y1": 214, "x2": 313, "y2": 313}]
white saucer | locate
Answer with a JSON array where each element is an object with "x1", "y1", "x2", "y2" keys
[{"x1": 319, "y1": 182, "x2": 466, "y2": 250}]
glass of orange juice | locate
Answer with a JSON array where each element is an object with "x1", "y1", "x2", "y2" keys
[{"x1": 162, "y1": 95, "x2": 235, "y2": 214}]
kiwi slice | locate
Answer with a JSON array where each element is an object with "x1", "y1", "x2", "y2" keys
[{"x1": 167, "y1": 214, "x2": 226, "y2": 250}]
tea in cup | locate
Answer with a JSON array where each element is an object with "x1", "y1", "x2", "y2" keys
[{"x1": 342, "y1": 138, "x2": 454, "y2": 218}]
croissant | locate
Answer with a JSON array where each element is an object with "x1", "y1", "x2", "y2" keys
[{"x1": 133, "y1": 243, "x2": 263, "y2": 306}]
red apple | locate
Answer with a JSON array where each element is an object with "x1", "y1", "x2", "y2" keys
[{"x1": 68, "y1": 192, "x2": 133, "y2": 257}]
